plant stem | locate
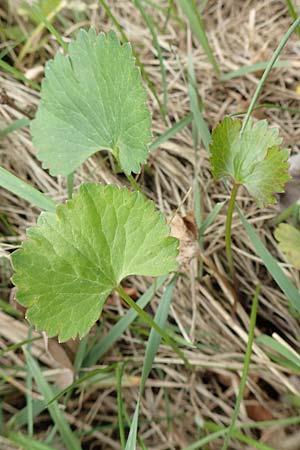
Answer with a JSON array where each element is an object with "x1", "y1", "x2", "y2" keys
[
  {"x1": 221, "y1": 285, "x2": 260, "y2": 450},
  {"x1": 67, "y1": 172, "x2": 74, "y2": 199},
  {"x1": 115, "y1": 285, "x2": 191, "y2": 369},
  {"x1": 126, "y1": 174, "x2": 144, "y2": 194},
  {"x1": 225, "y1": 183, "x2": 239, "y2": 279}
]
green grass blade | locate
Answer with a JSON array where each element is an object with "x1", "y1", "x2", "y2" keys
[
  {"x1": 0, "y1": 337, "x2": 41, "y2": 358},
  {"x1": 257, "y1": 334, "x2": 300, "y2": 368},
  {"x1": 31, "y1": 5, "x2": 68, "y2": 52},
  {"x1": 116, "y1": 285, "x2": 189, "y2": 367},
  {"x1": 184, "y1": 416, "x2": 300, "y2": 450},
  {"x1": 0, "y1": 167, "x2": 56, "y2": 212},
  {"x1": 0, "y1": 118, "x2": 30, "y2": 138},
  {"x1": 83, "y1": 275, "x2": 168, "y2": 366},
  {"x1": 125, "y1": 276, "x2": 177, "y2": 449},
  {"x1": 116, "y1": 363, "x2": 126, "y2": 449},
  {"x1": 187, "y1": 51, "x2": 211, "y2": 152},
  {"x1": 24, "y1": 350, "x2": 83, "y2": 450},
  {"x1": 0, "y1": 298, "x2": 22, "y2": 318},
  {"x1": 221, "y1": 60, "x2": 288, "y2": 81},
  {"x1": 98, "y1": 0, "x2": 165, "y2": 119},
  {"x1": 241, "y1": 16, "x2": 300, "y2": 133},
  {"x1": 18, "y1": 0, "x2": 64, "y2": 62},
  {"x1": 6, "y1": 432, "x2": 57, "y2": 450},
  {"x1": 149, "y1": 113, "x2": 193, "y2": 152},
  {"x1": 222, "y1": 285, "x2": 260, "y2": 450},
  {"x1": 0, "y1": 60, "x2": 40, "y2": 91},
  {"x1": 205, "y1": 423, "x2": 276, "y2": 450},
  {"x1": 183, "y1": 429, "x2": 227, "y2": 450},
  {"x1": 178, "y1": 0, "x2": 221, "y2": 77},
  {"x1": 26, "y1": 328, "x2": 33, "y2": 437},
  {"x1": 134, "y1": 0, "x2": 168, "y2": 117},
  {"x1": 198, "y1": 201, "x2": 226, "y2": 236},
  {"x1": 48, "y1": 366, "x2": 116, "y2": 405},
  {"x1": 285, "y1": 0, "x2": 300, "y2": 35},
  {"x1": 238, "y1": 208, "x2": 300, "y2": 311},
  {"x1": 8, "y1": 399, "x2": 46, "y2": 429}
]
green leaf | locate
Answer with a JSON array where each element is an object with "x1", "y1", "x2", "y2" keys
[
  {"x1": 11, "y1": 183, "x2": 178, "y2": 341},
  {"x1": 275, "y1": 223, "x2": 300, "y2": 269},
  {"x1": 31, "y1": 29, "x2": 151, "y2": 176},
  {"x1": 210, "y1": 117, "x2": 290, "y2": 207}
]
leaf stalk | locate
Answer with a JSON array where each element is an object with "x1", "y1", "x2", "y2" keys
[{"x1": 225, "y1": 183, "x2": 239, "y2": 279}]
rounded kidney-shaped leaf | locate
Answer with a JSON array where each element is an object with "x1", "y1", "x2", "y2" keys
[
  {"x1": 11, "y1": 184, "x2": 178, "y2": 341},
  {"x1": 31, "y1": 29, "x2": 151, "y2": 176},
  {"x1": 210, "y1": 117, "x2": 290, "y2": 207}
]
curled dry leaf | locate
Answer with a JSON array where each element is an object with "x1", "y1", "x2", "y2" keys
[{"x1": 169, "y1": 214, "x2": 198, "y2": 268}]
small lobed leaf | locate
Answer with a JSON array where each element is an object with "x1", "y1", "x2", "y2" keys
[
  {"x1": 210, "y1": 117, "x2": 290, "y2": 207},
  {"x1": 11, "y1": 183, "x2": 178, "y2": 342},
  {"x1": 275, "y1": 223, "x2": 300, "y2": 269},
  {"x1": 31, "y1": 29, "x2": 151, "y2": 176}
]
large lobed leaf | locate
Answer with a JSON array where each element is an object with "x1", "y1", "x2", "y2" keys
[
  {"x1": 210, "y1": 117, "x2": 290, "y2": 207},
  {"x1": 275, "y1": 223, "x2": 300, "y2": 269},
  {"x1": 31, "y1": 29, "x2": 151, "y2": 176},
  {"x1": 11, "y1": 184, "x2": 178, "y2": 341}
]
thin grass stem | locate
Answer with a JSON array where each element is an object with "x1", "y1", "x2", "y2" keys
[
  {"x1": 115, "y1": 285, "x2": 191, "y2": 369},
  {"x1": 241, "y1": 16, "x2": 300, "y2": 134},
  {"x1": 221, "y1": 285, "x2": 260, "y2": 450}
]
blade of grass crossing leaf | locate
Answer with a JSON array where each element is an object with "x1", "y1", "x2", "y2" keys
[
  {"x1": 222, "y1": 285, "x2": 260, "y2": 450},
  {"x1": 0, "y1": 167, "x2": 56, "y2": 212},
  {"x1": 149, "y1": 113, "x2": 193, "y2": 152},
  {"x1": 0, "y1": 60, "x2": 40, "y2": 90},
  {"x1": 125, "y1": 276, "x2": 177, "y2": 449},
  {"x1": 98, "y1": 0, "x2": 165, "y2": 119},
  {"x1": 0, "y1": 118, "x2": 30, "y2": 138},
  {"x1": 83, "y1": 275, "x2": 168, "y2": 366},
  {"x1": 241, "y1": 17, "x2": 300, "y2": 133},
  {"x1": 24, "y1": 350, "x2": 83, "y2": 450},
  {"x1": 238, "y1": 208, "x2": 300, "y2": 311},
  {"x1": 221, "y1": 60, "x2": 288, "y2": 81},
  {"x1": 116, "y1": 363, "x2": 126, "y2": 449},
  {"x1": 285, "y1": 0, "x2": 300, "y2": 35},
  {"x1": 134, "y1": 0, "x2": 168, "y2": 117},
  {"x1": 178, "y1": 0, "x2": 221, "y2": 77}
]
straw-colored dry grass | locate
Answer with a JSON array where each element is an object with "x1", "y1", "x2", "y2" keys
[{"x1": 1, "y1": 1, "x2": 300, "y2": 449}]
